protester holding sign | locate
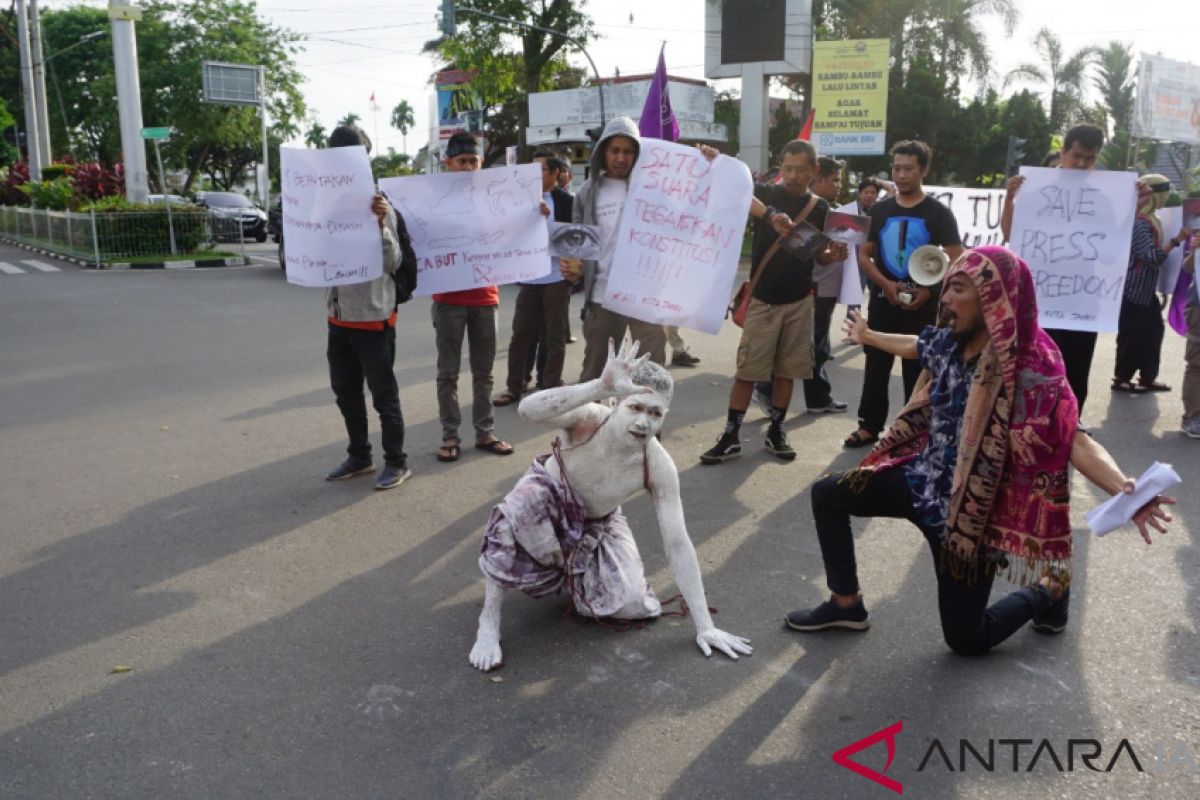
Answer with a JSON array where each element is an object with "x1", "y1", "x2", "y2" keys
[
  {"x1": 700, "y1": 139, "x2": 847, "y2": 465},
  {"x1": 1001, "y1": 124, "x2": 1109, "y2": 417},
  {"x1": 845, "y1": 140, "x2": 963, "y2": 449},
  {"x1": 430, "y1": 132, "x2": 516, "y2": 463},
  {"x1": 1113, "y1": 175, "x2": 1190, "y2": 393},
  {"x1": 319, "y1": 126, "x2": 412, "y2": 491}
]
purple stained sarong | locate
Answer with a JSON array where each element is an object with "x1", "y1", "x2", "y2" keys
[{"x1": 479, "y1": 453, "x2": 660, "y2": 619}]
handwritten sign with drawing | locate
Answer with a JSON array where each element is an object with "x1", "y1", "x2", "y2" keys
[
  {"x1": 280, "y1": 146, "x2": 383, "y2": 288},
  {"x1": 379, "y1": 165, "x2": 550, "y2": 296},
  {"x1": 1011, "y1": 167, "x2": 1135, "y2": 333},
  {"x1": 605, "y1": 140, "x2": 753, "y2": 334}
]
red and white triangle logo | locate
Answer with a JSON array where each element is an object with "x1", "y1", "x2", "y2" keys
[{"x1": 831, "y1": 721, "x2": 904, "y2": 794}]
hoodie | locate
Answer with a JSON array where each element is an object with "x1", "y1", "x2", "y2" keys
[{"x1": 571, "y1": 116, "x2": 641, "y2": 306}]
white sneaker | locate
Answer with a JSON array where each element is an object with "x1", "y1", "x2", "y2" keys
[{"x1": 1183, "y1": 417, "x2": 1200, "y2": 439}]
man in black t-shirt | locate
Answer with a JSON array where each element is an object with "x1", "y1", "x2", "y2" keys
[
  {"x1": 701, "y1": 140, "x2": 849, "y2": 464},
  {"x1": 845, "y1": 140, "x2": 963, "y2": 448}
]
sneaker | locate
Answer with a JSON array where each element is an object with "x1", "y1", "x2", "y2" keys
[
  {"x1": 326, "y1": 458, "x2": 374, "y2": 481},
  {"x1": 1031, "y1": 586, "x2": 1070, "y2": 635},
  {"x1": 808, "y1": 399, "x2": 849, "y2": 414},
  {"x1": 374, "y1": 465, "x2": 412, "y2": 491},
  {"x1": 671, "y1": 351, "x2": 701, "y2": 367},
  {"x1": 764, "y1": 426, "x2": 796, "y2": 460},
  {"x1": 700, "y1": 432, "x2": 741, "y2": 464},
  {"x1": 1183, "y1": 417, "x2": 1200, "y2": 439},
  {"x1": 785, "y1": 596, "x2": 870, "y2": 631},
  {"x1": 752, "y1": 385, "x2": 773, "y2": 416}
]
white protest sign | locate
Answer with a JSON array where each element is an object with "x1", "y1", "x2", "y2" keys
[
  {"x1": 1157, "y1": 206, "x2": 1184, "y2": 294},
  {"x1": 279, "y1": 146, "x2": 383, "y2": 288},
  {"x1": 379, "y1": 165, "x2": 550, "y2": 296},
  {"x1": 924, "y1": 185, "x2": 1007, "y2": 248},
  {"x1": 604, "y1": 140, "x2": 752, "y2": 334},
  {"x1": 835, "y1": 201, "x2": 864, "y2": 306},
  {"x1": 1011, "y1": 167, "x2": 1136, "y2": 333}
]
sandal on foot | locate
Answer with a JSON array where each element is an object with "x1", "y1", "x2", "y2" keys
[
  {"x1": 475, "y1": 438, "x2": 515, "y2": 456},
  {"x1": 1137, "y1": 380, "x2": 1171, "y2": 392},
  {"x1": 1111, "y1": 380, "x2": 1146, "y2": 393},
  {"x1": 843, "y1": 429, "x2": 879, "y2": 448},
  {"x1": 437, "y1": 440, "x2": 461, "y2": 462},
  {"x1": 492, "y1": 391, "x2": 520, "y2": 407}
]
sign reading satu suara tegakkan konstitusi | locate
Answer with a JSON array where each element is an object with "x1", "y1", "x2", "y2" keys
[{"x1": 811, "y1": 38, "x2": 890, "y2": 156}]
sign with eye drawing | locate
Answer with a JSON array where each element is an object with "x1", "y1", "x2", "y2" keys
[
  {"x1": 547, "y1": 222, "x2": 601, "y2": 260},
  {"x1": 605, "y1": 140, "x2": 754, "y2": 334},
  {"x1": 379, "y1": 165, "x2": 551, "y2": 295}
]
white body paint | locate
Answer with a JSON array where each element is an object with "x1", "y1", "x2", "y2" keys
[{"x1": 469, "y1": 340, "x2": 753, "y2": 671}]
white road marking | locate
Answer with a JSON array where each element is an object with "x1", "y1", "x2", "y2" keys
[
  {"x1": 21, "y1": 259, "x2": 61, "y2": 272},
  {"x1": 0, "y1": 262, "x2": 25, "y2": 274}
]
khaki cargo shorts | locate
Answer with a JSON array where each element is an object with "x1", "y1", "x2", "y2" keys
[{"x1": 735, "y1": 296, "x2": 814, "y2": 382}]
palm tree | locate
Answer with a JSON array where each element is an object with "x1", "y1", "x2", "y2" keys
[
  {"x1": 1005, "y1": 28, "x2": 1098, "y2": 131},
  {"x1": 303, "y1": 122, "x2": 327, "y2": 149},
  {"x1": 338, "y1": 112, "x2": 362, "y2": 128},
  {"x1": 929, "y1": 0, "x2": 1019, "y2": 87},
  {"x1": 1093, "y1": 41, "x2": 1135, "y2": 168},
  {"x1": 390, "y1": 100, "x2": 415, "y2": 155}
]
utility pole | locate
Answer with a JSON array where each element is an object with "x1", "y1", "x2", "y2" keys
[
  {"x1": 258, "y1": 65, "x2": 269, "y2": 207},
  {"x1": 29, "y1": 0, "x2": 52, "y2": 166},
  {"x1": 109, "y1": 1, "x2": 149, "y2": 202},
  {"x1": 15, "y1": 0, "x2": 43, "y2": 179}
]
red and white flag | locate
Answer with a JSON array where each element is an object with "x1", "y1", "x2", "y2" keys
[{"x1": 369, "y1": 91, "x2": 379, "y2": 111}]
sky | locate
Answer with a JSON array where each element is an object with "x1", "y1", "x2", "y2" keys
[{"x1": 41, "y1": 0, "x2": 1200, "y2": 156}]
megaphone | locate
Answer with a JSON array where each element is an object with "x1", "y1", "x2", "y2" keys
[{"x1": 908, "y1": 244, "x2": 950, "y2": 286}]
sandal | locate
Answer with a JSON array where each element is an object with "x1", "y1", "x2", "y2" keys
[
  {"x1": 1137, "y1": 380, "x2": 1171, "y2": 392},
  {"x1": 843, "y1": 429, "x2": 879, "y2": 449},
  {"x1": 492, "y1": 391, "x2": 520, "y2": 407},
  {"x1": 1111, "y1": 380, "x2": 1147, "y2": 393},
  {"x1": 475, "y1": 438, "x2": 515, "y2": 456},
  {"x1": 437, "y1": 440, "x2": 461, "y2": 462}
]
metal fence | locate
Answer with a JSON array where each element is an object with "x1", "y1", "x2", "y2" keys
[{"x1": 0, "y1": 206, "x2": 248, "y2": 266}]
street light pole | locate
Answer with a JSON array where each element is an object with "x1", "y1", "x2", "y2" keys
[
  {"x1": 28, "y1": 0, "x2": 52, "y2": 166},
  {"x1": 15, "y1": 0, "x2": 43, "y2": 179}
]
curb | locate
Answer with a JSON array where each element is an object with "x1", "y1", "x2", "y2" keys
[{"x1": 0, "y1": 237, "x2": 247, "y2": 270}]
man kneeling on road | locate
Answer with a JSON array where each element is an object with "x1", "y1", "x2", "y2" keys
[{"x1": 786, "y1": 246, "x2": 1175, "y2": 653}]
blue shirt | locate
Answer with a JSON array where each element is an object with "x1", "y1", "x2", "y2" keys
[
  {"x1": 523, "y1": 191, "x2": 565, "y2": 286},
  {"x1": 904, "y1": 326, "x2": 978, "y2": 529}
]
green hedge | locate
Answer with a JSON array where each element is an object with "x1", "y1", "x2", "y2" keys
[{"x1": 91, "y1": 210, "x2": 210, "y2": 257}]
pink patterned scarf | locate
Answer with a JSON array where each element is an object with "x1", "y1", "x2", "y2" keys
[{"x1": 855, "y1": 247, "x2": 1079, "y2": 585}]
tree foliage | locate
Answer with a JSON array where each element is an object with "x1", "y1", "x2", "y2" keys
[{"x1": 1005, "y1": 28, "x2": 1097, "y2": 131}]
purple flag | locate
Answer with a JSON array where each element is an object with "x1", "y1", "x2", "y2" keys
[
  {"x1": 639, "y1": 45, "x2": 679, "y2": 142},
  {"x1": 1169, "y1": 243, "x2": 1192, "y2": 336}
]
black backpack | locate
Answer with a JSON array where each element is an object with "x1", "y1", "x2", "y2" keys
[{"x1": 391, "y1": 207, "x2": 418, "y2": 305}]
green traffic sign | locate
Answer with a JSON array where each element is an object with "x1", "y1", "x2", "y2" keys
[{"x1": 140, "y1": 127, "x2": 171, "y2": 140}]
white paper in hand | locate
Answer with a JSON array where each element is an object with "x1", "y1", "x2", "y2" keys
[{"x1": 1084, "y1": 462, "x2": 1181, "y2": 537}]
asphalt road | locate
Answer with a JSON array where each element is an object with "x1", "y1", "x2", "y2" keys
[{"x1": 1, "y1": 240, "x2": 1197, "y2": 799}]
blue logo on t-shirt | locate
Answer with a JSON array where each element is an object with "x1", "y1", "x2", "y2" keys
[{"x1": 879, "y1": 217, "x2": 932, "y2": 280}]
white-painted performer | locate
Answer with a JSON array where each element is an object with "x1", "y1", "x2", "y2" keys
[{"x1": 469, "y1": 339, "x2": 752, "y2": 671}]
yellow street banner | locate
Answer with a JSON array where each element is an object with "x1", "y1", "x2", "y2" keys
[{"x1": 811, "y1": 39, "x2": 890, "y2": 155}]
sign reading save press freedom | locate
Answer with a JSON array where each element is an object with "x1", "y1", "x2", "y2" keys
[
  {"x1": 605, "y1": 140, "x2": 752, "y2": 335},
  {"x1": 811, "y1": 39, "x2": 890, "y2": 156},
  {"x1": 379, "y1": 165, "x2": 550, "y2": 296},
  {"x1": 1011, "y1": 166, "x2": 1136, "y2": 333},
  {"x1": 280, "y1": 146, "x2": 383, "y2": 288}
]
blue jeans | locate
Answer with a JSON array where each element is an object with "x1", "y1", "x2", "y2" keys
[{"x1": 810, "y1": 468, "x2": 1053, "y2": 655}]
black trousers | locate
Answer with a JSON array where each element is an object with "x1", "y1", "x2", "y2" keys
[
  {"x1": 327, "y1": 322, "x2": 406, "y2": 468},
  {"x1": 1046, "y1": 328, "x2": 1098, "y2": 414},
  {"x1": 811, "y1": 468, "x2": 1051, "y2": 655},
  {"x1": 1114, "y1": 298, "x2": 1165, "y2": 385},
  {"x1": 802, "y1": 296, "x2": 839, "y2": 408},
  {"x1": 856, "y1": 296, "x2": 935, "y2": 434}
]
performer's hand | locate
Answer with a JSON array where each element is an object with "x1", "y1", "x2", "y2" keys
[
  {"x1": 769, "y1": 213, "x2": 793, "y2": 237},
  {"x1": 600, "y1": 338, "x2": 653, "y2": 398},
  {"x1": 1126, "y1": 477, "x2": 1176, "y2": 544},
  {"x1": 695, "y1": 627, "x2": 753, "y2": 660},
  {"x1": 843, "y1": 308, "x2": 869, "y2": 345},
  {"x1": 371, "y1": 194, "x2": 391, "y2": 225},
  {"x1": 559, "y1": 257, "x2": 583, "y2": 282},
  {"x1": 1005, "y1": 175, "x2": 1024, "y2": 197}
]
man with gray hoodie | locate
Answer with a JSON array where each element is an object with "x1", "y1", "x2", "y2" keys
[
  {"x1": 560, "y1": 117, "x2": 669, "y2": 381},
  {"x1": 323, "y1": 125, "x2": 411, "y2": 490}
]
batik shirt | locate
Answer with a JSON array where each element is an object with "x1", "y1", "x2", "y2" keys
[{"x1": 905, "y1": 326, "x2": 978, "y2": 529}]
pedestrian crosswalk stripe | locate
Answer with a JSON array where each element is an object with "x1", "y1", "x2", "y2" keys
[
  {"x1": 0, "y1": 262, "x2": 24, "y2": 274},
  {"x1": 21, "y1": 259, "x2": 60, "y2": 272}
]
